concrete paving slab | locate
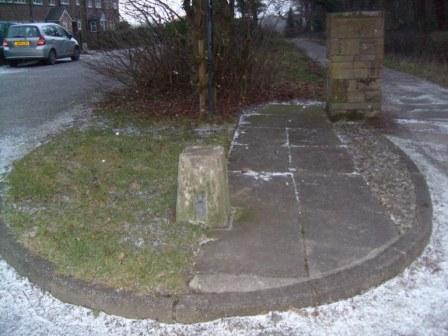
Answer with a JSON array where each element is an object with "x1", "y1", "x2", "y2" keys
[
  {"x1": 297, "y1": 173, "x2": 399, "y2": 276},
  {"x1": 301, "y1": 207, "x2": 396, "y2": 249},
  {"x1": 229, "y1": 144, "x2": 289, "y2": 172},
  {"x1": 236, "y1": 127, "x2": 286, "y2": 147},
  {"x1": 243, "y1": 111, "x2": 332, "y2": 129},
  {"x1": 290, "y1": 147, "x2": 355, "y2": 174},
  {"x1": 304, "y1": 239, "x2": 373, "y2": 276},
  {"x1": 194, "y1": 173, "x2": 307, "y2": 279},
  {"x1": 256, "y1": 104, "x2": 323, "y2": 115},
  {"x1": 297, "y1": 174, "x2": 386, "y2": 212},
  {"x1": 301, "y1": 208, "x2": 398, "y2": 276},
  {"x1": 288, "y1": 127, "x2": 342, "y2": 146}
]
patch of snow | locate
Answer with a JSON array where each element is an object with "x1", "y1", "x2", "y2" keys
[
  {"x1": 270, "y1": 100, "x2": 325, "y2": 107},
  {"x1": 0, "y1": 105, "x2": 90, "y2": 185},
  {"x1": 0, "y1": 67, "x2": 27, "y2": 76},
  {"x1": 396, "y1": 118, "x2": 448, "y2": 134},
  {"x1": 232, "y1": 170, "x2": 291, "y2": 182}
]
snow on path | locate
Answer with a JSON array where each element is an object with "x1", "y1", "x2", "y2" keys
[{"x1": 1, "y1": 100, "x2": 448, "y2": 334}]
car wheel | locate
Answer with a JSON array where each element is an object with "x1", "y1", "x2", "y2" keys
[
  {"x1": 71, "y1": 47, "x2": 80, "y2": 61},
  {"x1": 46, "y1": 50, "x2": 56, "y2": 65},
  {"x1": 9, "y1": 60, "x2": 18, "y2": 68}
]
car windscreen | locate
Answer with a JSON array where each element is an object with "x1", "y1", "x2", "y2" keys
[{"x1": 7, "y1": 26, "x2": 40, "y2": 38}]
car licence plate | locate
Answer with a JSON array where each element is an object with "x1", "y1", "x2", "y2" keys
[{"x1": 14, "y1": 41, "x2": 30, "y2": 47}]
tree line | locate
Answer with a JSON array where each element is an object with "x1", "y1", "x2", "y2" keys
[{"x1": 298, "y1": 0, "x2": 447, "y2": 32}]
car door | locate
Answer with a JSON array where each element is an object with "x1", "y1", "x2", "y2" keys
[
  {"x1": 61, "y1": 27, "x2": 76, "y2": 56},
  {"x1": 54, "y1": 26, "x2": 71, "y2": 57},
  {"x1": 42, "y1": 25, "x2": 57, "y2": 51}
]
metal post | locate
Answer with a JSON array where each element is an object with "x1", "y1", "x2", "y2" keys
[{"x1": 207, "y1": 0, "x2": 216, "y2": 115}]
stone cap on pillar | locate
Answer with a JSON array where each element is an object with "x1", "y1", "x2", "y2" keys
[{"x1": 181, "y1": 146, "x2": 226, "y2": 158}]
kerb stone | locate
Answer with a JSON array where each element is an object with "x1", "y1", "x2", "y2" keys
[{"x1": 176, "y1": 146, "x2": 230, "y2": 228}]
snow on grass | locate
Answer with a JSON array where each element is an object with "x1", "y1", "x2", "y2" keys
[{"x1": 0, "y1": 106, "x2": 91, "y2": 186}]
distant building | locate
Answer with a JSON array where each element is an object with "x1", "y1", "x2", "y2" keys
[{"x1": 0, "y1": 0, "x2": 119, "y2": 44}]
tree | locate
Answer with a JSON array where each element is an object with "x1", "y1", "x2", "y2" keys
[{"x1": 284, "y1": 7, "x2": 297, "y2": 37}]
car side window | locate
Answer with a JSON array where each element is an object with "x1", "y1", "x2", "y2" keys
[
  {"x1": 55, "y1": 26, "x2": 67, "y2": 38},
  {"x1": 26, "y1": 27, "x2": 39, "y2": 38},
  {"x1": 43, "y1": 26, "x2": 56, "y2": 37}
]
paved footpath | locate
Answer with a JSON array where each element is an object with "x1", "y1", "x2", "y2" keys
[
  {"x1": 1, "y1": 41, "x2": 448, "y2": 335},
  {"x1": 191, "y1": 104, "x2": 398, "y2": 293}
]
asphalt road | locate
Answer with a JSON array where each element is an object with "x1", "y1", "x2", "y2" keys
[{"x1": 0, "y1": 56, "x2": 116, "y2": 135}]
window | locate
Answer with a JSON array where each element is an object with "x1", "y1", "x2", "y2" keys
[
  {"x1": 100, "y1": 20, "x2": 106, "y2": 31},
  {"x1": 13, "y1": 0, "x2": 27, "y2": 4},
  {"x1": 77, "y1": 20, "x2": 82, "y2": 31},
  {"x1": 48, "y1": 0, "x2": 55, "y2": 5},
  {"x1": 87, "y1": 0, "x2": 92, "y2": 7},
  {"x1": 61, "y1": 0, "x2": 69, "y2": 4},
  {"x1": 43, "y1": 26, "x2": 57, "y2": 37},
  {"x1": 55, "y1": 26, "x2": 68, "y2": 37},
  {"x1": 112, "y1": 0, "x2": 117, "y2": 9},
  {"x1": 8, "y1": 26, "x2": 40, "y2": 38},
  {"x1": 95, "y1": 0, "x2": 101, "y2": 7},
  {"x1": 89, "y1": 21, "x2": 97, "y2": 33},
  {"x1": 76, "y1": 0, "x2": 80, "y2": 5},
  {"x1": 32, "y1": 0, "x2": 43, "y2": 5}
]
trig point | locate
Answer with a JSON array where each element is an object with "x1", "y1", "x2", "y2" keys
[{"x1": 176, "y1": 146, "x2": 230, "y2": 228}]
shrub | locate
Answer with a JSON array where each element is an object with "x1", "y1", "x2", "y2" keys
[
  {"x1": 385, "y1": 31, "x2": 448, "y2": 62},
  {"x1": 90, "y1": 18, "x2": 281, "y2": 111}
]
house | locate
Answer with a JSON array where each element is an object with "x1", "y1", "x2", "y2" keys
[{"x1": 0, "y1": 0, "x2": 119, "y2": 45}]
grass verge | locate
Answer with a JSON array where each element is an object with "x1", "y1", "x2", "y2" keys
[
  {"x1": 2, "y1": 116, "x2": 232, "y2": 294},
  {"x1": 385, "y1": 54, "x2": 448, "y2": 88}
]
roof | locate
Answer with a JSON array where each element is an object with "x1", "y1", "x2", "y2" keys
[
  {"x1": 46, "y1": 7, "x2": 71, "y2": 22},
  {"x1": 6, "y1": 23, "x2": 52, "y2": 27}
]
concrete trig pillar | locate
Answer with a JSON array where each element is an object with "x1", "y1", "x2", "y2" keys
[{"x1": 176, "y1": 146, "x2": 230, "y2": 228}]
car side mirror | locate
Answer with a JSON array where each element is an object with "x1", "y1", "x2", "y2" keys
[{"x1": 67, "y1": 33, "x2": 73, "y2": 39}]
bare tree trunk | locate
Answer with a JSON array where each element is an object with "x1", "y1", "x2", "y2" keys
[
  {"x1": 303, "y1": 0, "x2": 312, "y2": 32},
  {"x1": 434, "y1": 0, "x2": 447, "y2": 30},
  {"x1": 415, "y1": 0, "x2": 430, "y2": 31},
  {"x1": 80, "y1": 0, "x2": 88, "y2": 49},
  {"x1": 229, "y1": 0, "x2": 235, "y2": 17},
  {"x1": 193, "y1": 0, "x2": 208, "y2": 116}
]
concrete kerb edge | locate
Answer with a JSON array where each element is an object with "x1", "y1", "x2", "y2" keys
[{"x1": 0, "y1": 135, "x2": 432, "y2": 324}]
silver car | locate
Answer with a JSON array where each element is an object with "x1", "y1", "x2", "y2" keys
[{"x1": 2, "y1": 23, "x2": 80, "y2": 67}]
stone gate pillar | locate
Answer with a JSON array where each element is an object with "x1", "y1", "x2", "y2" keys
[{"x1": 326, "y1": 11, "x2": 384, "y2": 119}]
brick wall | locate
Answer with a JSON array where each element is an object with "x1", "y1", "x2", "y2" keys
[
  {"x1": 326, "y1": 11, "x2": 384, "y2": 119},
  {"x1": 0, "y1": 1, "x2": 119, "y2": 30}
]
